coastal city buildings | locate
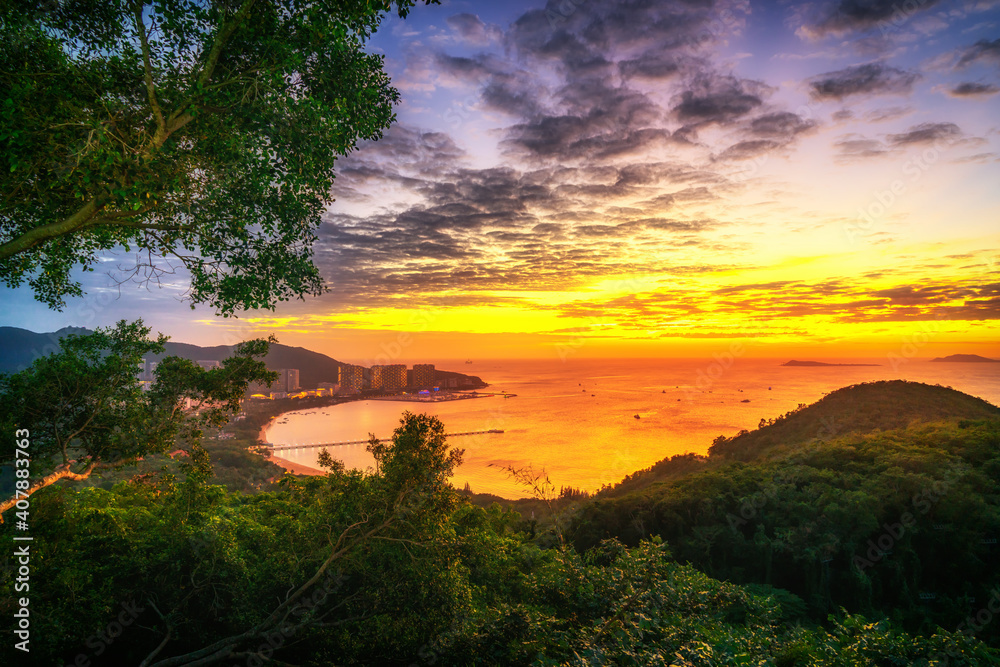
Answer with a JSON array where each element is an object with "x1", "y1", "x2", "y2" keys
[
  {"x1": 412, "y1": 364, "x2": 436, "y2": 388},
  {"x1": 317, "y1": 381, "x2": 339, "y2": 396},
  {"x1": 277, "y1": 368, "x2": 300, "y2": 393},
  {"x1": 370, "y1": 364, "x2": 407, "y2": 391},
  {"x1": 338, "y1": 364, "x2": 364, "y2": 394}
]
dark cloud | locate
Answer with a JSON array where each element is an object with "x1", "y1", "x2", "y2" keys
[
  {"x1": 501, "y1": 79, "x2": 674, "y2": 161},
  {"x1": 809, "y1": 62, "x2": 920, "y2": 100},
  {"x1": 834, "y1": 122, "x2": 967, "y2": 160},
  {"x1": 716, "y1": 140, "x2": 782, "y2": 161},
  {"x1": 618, "y1": 52, "x2": 684, "y2": 80},
  {"x1": 948, "y1": 81, "x2": 1000, "y2": 97},
  {"x1": 673, "y1": 75, "x2": 766, "y2": 123},
  {"x1": 434, "y1": 53, "x2": 495, "y2": 82},
  {"x1": 804, "y1": 0, "x2": 941, "y2": 37},
  {"x1": 749, "y1": 112, "x2": 817, "y2": 138},
  {"x1": 445, "y1": 13, "x2": 501, "y2": 43},
  {"x1": 887, "y1": 122, "x2": 961, "y2": 146},
  {"x1": 957, "y1": 38, "x2": 1000, "y2": 68}
]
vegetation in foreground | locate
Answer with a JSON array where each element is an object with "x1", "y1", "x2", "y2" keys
[{"x1": 3, "y1": 410, "x2": 999, "y2": 666}]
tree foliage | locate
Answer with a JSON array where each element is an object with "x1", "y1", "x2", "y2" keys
[
  {"x1": 3, "y1": 415, "x2": 998, "y2": 665},
  {"x1": 570, "y1": 418, "x2": 1000, "y2": 645},
  {"x1": 0, "y1": 0, "x2": 435, "y2": 313},
  {"x1": 0, "y1": 319, "x2": 276, "y2": 518}
]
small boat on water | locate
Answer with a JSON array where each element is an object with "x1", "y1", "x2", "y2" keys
[{"x1": 633, "y1": 414, "x2": 640, "y2": 420}]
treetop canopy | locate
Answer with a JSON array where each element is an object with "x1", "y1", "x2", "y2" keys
[{"x1": 1, "y1": 0, "x2": 435, "y2": 314}]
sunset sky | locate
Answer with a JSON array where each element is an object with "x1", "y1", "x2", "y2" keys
[{"x1": 3, "y1": 0, "x2": 999, "y2": 362}]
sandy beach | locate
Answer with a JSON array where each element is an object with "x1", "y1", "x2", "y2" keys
[
  {"x1": 259, "y1": 421, "x2": 325, "y2": 476},
  {"x1": 266, "y1": 453, "x2": 326, "y2": 476}
]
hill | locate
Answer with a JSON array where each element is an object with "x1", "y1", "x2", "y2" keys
[
  {"x1": 708, "y1": 380, "x2": 1000, "y2": 461},
  {"x1": 0, "y1": 326, "x2": 486, "y2": 389},
  {"x1": 931, "y1": 354, "x2": 998, "y2": 362},
  {"x1": 569, "y1": 401, "x2": 1000, "y2": 643},
  {"x1": 595, "y1": 380, "x2": 1000, "y2": 498}
]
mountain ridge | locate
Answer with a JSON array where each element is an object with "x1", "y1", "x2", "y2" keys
[{"x1": 0, "y1": 326, "x2": 485, "y2": 389}]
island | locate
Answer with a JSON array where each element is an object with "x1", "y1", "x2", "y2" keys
[
  {"x1": 930, "y1": 354, "x2": 999, "y2": 363},
  {"x1": 781, "y1": 360, "x2": 881, "y2": 367}
]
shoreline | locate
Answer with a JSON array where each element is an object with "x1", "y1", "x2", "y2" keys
[
  {"x1": 266, "y1": 452, "x2": 326, "y2": 476},
  {"x1": 259, "y1": 420, "x2": 326, "y2": 476}
]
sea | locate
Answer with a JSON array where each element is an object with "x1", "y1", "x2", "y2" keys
[{"x1": 263, "y1": 357, "x2": 1000, "y2": 499}]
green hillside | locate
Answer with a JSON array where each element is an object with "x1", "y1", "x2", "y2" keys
[
  {"x1": 709, "y1": 380, "x2": 1000, "y2": 461},
  {"x1": 569, "y1": 385, "x2": 1000, "y2": 645},
  {"x1": 599, "y1": 380, "x2": 1000, "y2": 499}
]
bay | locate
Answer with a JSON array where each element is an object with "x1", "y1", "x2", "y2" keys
[{"x1": 263, "y1": 357, "x2": 1000, "y2": 498}]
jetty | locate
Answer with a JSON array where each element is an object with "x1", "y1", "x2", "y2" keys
[{"x1": 268, "y1": 429, "x2": 505, "y2": 451}]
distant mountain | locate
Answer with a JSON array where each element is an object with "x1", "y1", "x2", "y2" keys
[
  {"x1": 930, "y1": 354, "x2": 998, "y2": 363},
  {"x1": 0, "y1": 326, "x2": 91, "y2": 374},
  {"x1": 781, "y1": 360, "x2": 880, "y2": 367},
  {"x1": 0, "y1": 326, "x2": 485, "y2": 389}
]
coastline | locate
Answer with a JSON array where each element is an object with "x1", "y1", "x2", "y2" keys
[
  {"x1": 258, "y1": 418, "x2": 325, "y2": 476},
  {"x1": 267, "y1": 452, "x2": 326, "y2": 476}
]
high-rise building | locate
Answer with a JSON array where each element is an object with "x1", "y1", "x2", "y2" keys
[
  {"x1": 278, "y1": 368, "x2": 300, "y2": 393},
  {"x1": 371, "y1": 364, "x2": 406, "y2": 391},
  {"x1": 412, "y1": 364, "x2": 436, "y2": 388},
  {"x1": 196, "y1": 360, "x2": 221, "y2": 371},
  {"x1": 338, "y1": 365, "x2": 363, "y2": 394}
]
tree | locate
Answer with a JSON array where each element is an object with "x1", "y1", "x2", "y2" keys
[
  {"x1": 0, "y1": 320, "x2": 277, "y2": 519},
  {"x1": 0, "y1": 0, "x2": 435, "y2": 314}
]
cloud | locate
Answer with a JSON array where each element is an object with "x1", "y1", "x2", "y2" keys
[
  {"x1": 834, "y1": 136, "x2": 890, "y2": 159},
  {"x1": 715, "y1": 140, "x2": 782, "y2": 161},
  {"x1": 804, "y1": 0, "x2": 942, "y2": 37},
  {"x1": 748, "y1": 111, "x2": 818, "y2": 139},
  {"x1": 887, "y1": 122, "x2": 962, "y2": 146},
  {"x1": 445, "y1": 13, "x2": 502, "y2": 44},
  {"x1": 672, "y1": 74, "x2": 767, "y2": 124},
  {"x1": 833, "y1": 121, "x2": 967, "y2": 160},
  {"x1": 947, "y1": 81, "x2": 1000, "y2": 97},
  {"x1": 957, "y1": 37, "x2": 1000, "y2": 67},
  {"x1": 809, "y1": 62, "x2": 920, "y2": 99}
]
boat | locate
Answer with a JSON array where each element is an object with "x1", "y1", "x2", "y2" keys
[
  {"x1": 633, "y1": 414, "x2": 640, "y2": 420},
  {"x1": 465, "y1": 359, "x2": 473, "y2": 364}
]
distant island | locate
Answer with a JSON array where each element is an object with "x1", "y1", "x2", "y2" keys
[
  {"x1": 781, "y1": 360, "x2": 881, "y2": 367},
  {"x1": 930, "y1": 354, "x2": 998, "y2": 362}
]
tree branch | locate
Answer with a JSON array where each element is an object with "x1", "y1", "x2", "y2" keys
[
  {"x1": 0, "y1": 198, "x2": 103, "y2": 260},
  {"x1": 0, "y1": 461, "x2": 99, "y2": 522},
  {"x1": 161, "y1": 0, "x2": 257, "y2": 142},
  {"x1": 133, "y1": 0, "x2": 166, "y2": 136}
]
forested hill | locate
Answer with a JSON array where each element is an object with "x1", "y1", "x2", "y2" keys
[
  {"x1": 569, "y1": 382, "x2": 1000, "y2": 646},
  {"x1": 600, "y1": 380, "x2": 1000, "y2": 499},
  {"x1": 709, "y1": 380, "x2": 1000, "y2": 461},
  {"x1": 0, "y1": 326, "x2": 486, "y2": 389}
]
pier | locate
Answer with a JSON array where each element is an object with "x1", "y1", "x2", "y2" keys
[{"x1": 267, "y1": 429, "x2": 505, "y2": 451}]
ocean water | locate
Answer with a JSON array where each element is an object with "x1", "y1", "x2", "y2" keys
[{"x1": 264, "y1": 357, "x2": 1000, "y2": 499}]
